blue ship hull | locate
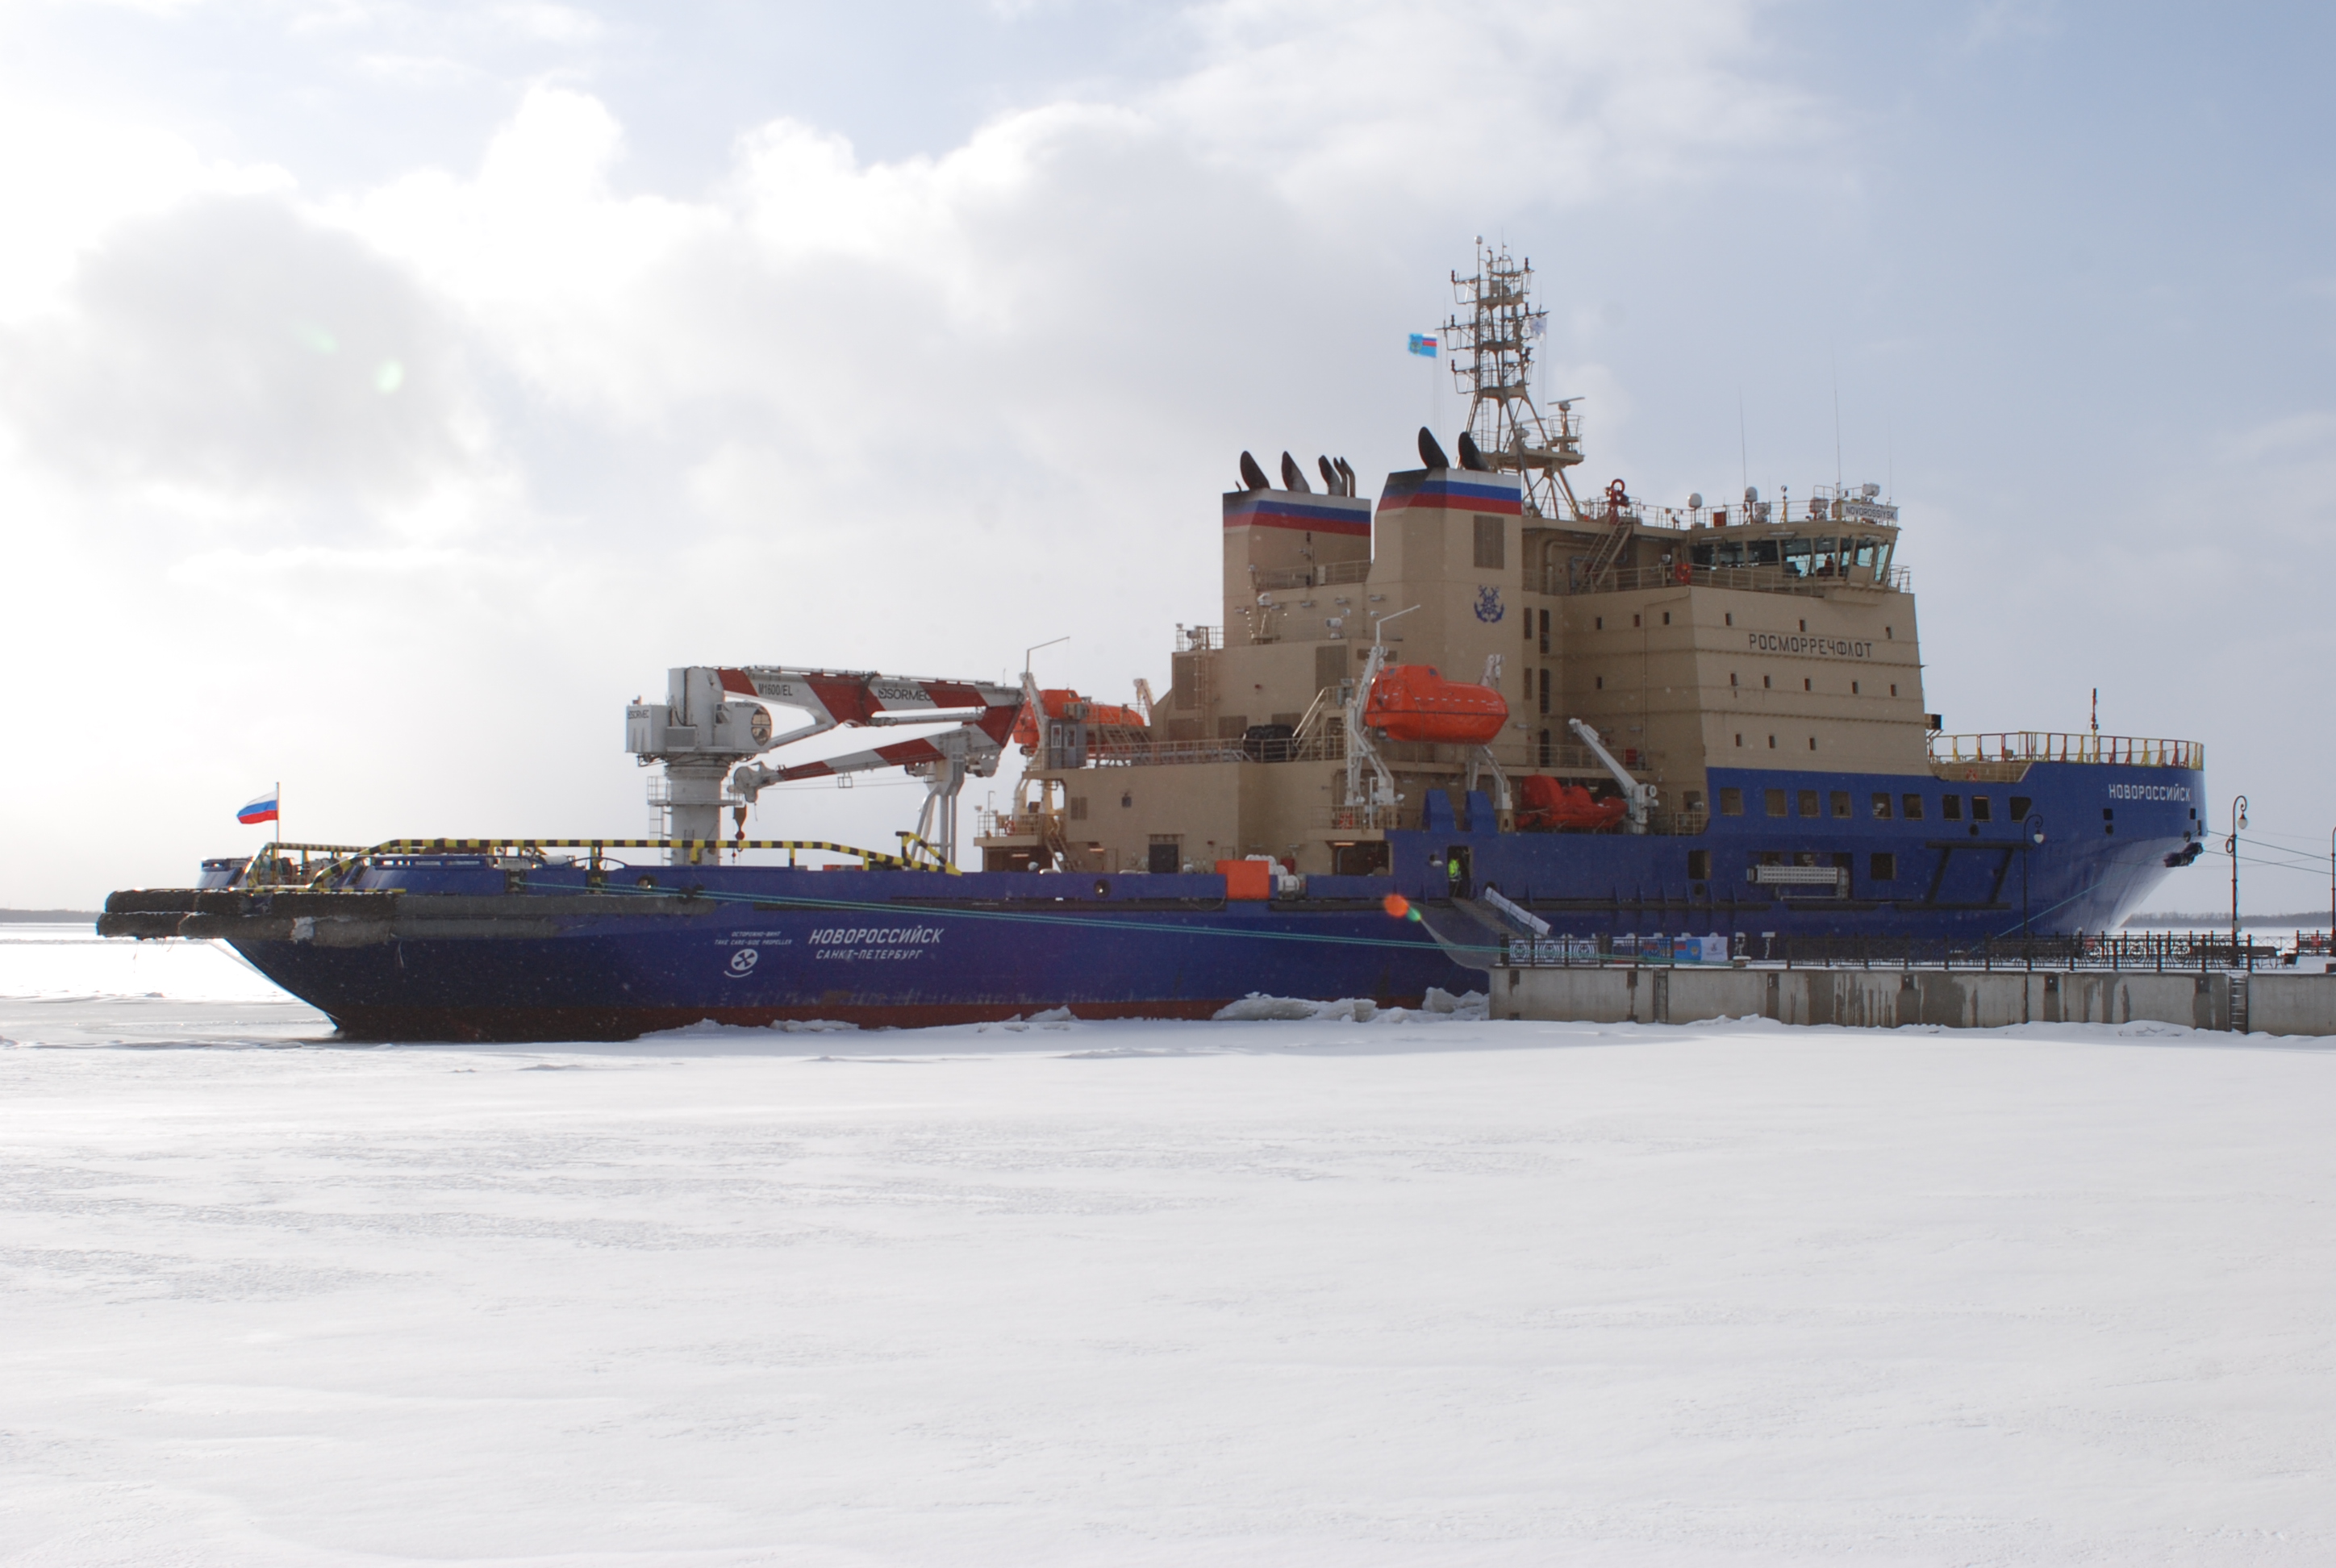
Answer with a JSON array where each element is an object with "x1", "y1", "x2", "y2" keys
[{"x1": 142, "y1": 758, "x2": 2202, "y2": 1041}]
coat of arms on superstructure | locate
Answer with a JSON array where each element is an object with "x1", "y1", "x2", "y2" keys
[{"x1": 1474, "y1": 585, "x2": 1504, "y2": 623}]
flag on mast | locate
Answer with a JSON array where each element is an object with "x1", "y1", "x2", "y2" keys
[
  {"x1": 1408, "y1": 332, "x2": 1438, "y2": 357},
  {"x1": 236, "y1": 787, "x2": 280, "y2": 825}
]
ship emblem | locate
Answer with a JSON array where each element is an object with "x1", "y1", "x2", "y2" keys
[
  {"x1": 1473, "y1": 586, "x2": 1504, "y2": 623},
  {"x1": 727, "y1": 948, "x2": 760, "y2": 975}
]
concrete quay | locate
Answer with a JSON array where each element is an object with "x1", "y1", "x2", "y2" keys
[{"x1": 1494, "y1": 965, "x2": 2336, "y2": 1036}]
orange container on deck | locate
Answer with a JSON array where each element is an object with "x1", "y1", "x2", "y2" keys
[
  {"x1": 1362, "y1": 665, "x2": 1508, "y2": 745},
  {"x1": 1216, "y1": 859, "x2": 1273, "y2": 899}
]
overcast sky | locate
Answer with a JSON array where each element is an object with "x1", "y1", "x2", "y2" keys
[{"x1": 2, "y1": 0, "x2": 2330, "y2": 912}]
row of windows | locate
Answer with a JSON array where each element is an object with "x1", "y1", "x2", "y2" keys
[
  {"x1": 1717, "y1": 788, "x2": 2034, "y2": 823},
  {"x1": 1587, "y1": 612, "x2": 1900, "y2": 640},
  {"x1": 1729, "y1": 673, "x2": 1900, "y2": 697}
]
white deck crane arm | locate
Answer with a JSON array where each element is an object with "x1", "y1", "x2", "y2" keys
[
  {"x1": 626, "y1": 665, "x2": 1023, "y2": 865},
  {"x1": 1566, "y1": 717, "x2": 1660, "y2": 833}
]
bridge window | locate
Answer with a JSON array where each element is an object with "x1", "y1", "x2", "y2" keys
[
  {"x1": 1720, "y1": 788, "x2": 1744, "y2": 815},
  {"x1": 1765, "y1": 789, "x2": 1787, "y2": 816},
  {"x1": 2010, "y1": 795, "x2": 2033, "y2": 821},
  {"x1": 1687, "y1": 849, "x2": 1710, "y2": 880},
  {"x1": 1831, "y1": 791, "x2": 1851, "y2": 818},
  {"x1": 1474, "y1": 515, "x2": 1504, "y2": 569},
  {"x1": 1871, "y1": 792, "x2": 1893, "y2": 819},
  {"x1": 1942, "y1": 794, "x2": 1963, "y2": 821},
  {"x1": 1797, "y1": 790, "x2": 1820, "y2": 816},
  {"x1": 1971, "y1": 795, "x2": 1992, "y2": 823},
  {"x1": 1901, "y1": 794, "x2": 1925, "y2": 820},
  {"x1": 1870, "y1": 852, "x2": 1896, "y2": 880}
]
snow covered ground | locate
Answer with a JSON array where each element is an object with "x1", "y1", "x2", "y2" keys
[{"x1": 4, "y1": 924, "x2": 2335, "y2": 1566}]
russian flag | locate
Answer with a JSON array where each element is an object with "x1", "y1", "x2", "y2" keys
[{"x1": 236, "y1": 789, "x2": 280, "y2": 826}]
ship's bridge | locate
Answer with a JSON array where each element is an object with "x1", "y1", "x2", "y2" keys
[{"x1": 1540, "y1": 482, "x2": 1906, "y2": 598}]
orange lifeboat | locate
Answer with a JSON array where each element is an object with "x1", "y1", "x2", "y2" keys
[
  {"x1": 1012, "y1": 688, "x2": 1149, "y2": 749},
  {"x1": 1515, "y1": 774, "x2": 1629, "y2": 832},
  {"x1": 1362, "y1": 665, "x2": 1507, "y2": 744}
]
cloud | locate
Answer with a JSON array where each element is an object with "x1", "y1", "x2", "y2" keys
[
  {"x1": 0, "y1": 1, "x2": 1823, "y2": 904},
  {"x1": 0, "y1": 197, "x2": 475, "y2": 504}
]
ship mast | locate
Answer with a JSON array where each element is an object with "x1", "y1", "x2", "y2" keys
[{"x1": 1441, "y1": 239, "x2": 1584, "y2": 520}]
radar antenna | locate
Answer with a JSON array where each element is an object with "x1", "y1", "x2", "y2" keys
[{"x1": 1441, "y1": 239, "x2": 1584, "y2": 519}]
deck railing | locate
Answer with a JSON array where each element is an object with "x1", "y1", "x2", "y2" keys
[
  {"x1": 1929, "y1": 732, "x2": 2204, "y2": 769},
  {"x1": 1538, "y1": 562, "x2": 1911, "y2": 598}
]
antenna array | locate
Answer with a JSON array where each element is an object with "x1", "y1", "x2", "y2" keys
[{"x1": 1441, "y1": 239, "x2": 1584, "y2": 519}]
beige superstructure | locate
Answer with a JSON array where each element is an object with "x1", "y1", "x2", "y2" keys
[
  {"x1": 977, "y1": 242, "x2": 1935, "y2": 876},
  {"x1": 978, "y1": 448, "x2": 1933, "y2": 877}
]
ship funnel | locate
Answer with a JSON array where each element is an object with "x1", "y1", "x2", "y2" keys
[
  {"x1": 1455, "y1": 431, "x2": 1492, "y2": 472},
  {"x1": 1238, "y1": 451, "x2": 1271, "y2": 491},
  {"x1": 1334, "y1": 457, "x2": 1356, "y2": 493},
  {"x1": 1417, "y1": 427, "x2": 1452, "y2": 469},
  {"x1": 1279, "y1": 452, "x2": 1311, "y2": 492}
]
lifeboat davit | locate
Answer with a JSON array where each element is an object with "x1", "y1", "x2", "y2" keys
[
  {"x1": 1515, "y1": 774, "x2": 1629, "y2": 832},
  {"x1": 1012, "y1": 688, "x2": 1149, "y2": 749},
  {"x1": 1362, "y1": 665, "x2": 1507, "y2": 745}
]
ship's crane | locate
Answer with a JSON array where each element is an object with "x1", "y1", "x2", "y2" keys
[
  {"x1": 625, "y1": 665, "x2": 1023, "y2": 866},
  {"x1": 1566, "y1": 717, "x2": 1660, "y2": 833}
]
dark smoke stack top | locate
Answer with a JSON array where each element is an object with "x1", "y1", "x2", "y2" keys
[
  {"x1": 1416, "y1": 427, "x2": 1451, "y2": 469},
  {"x1": 1279, "y1": 452, "x2": 1311, "y2": 493},
  {"x1": 1456, "y1": 431, "x2": 1492, "y2": 471},
  {"x1": 1238, "y1": 451, "x2": 1271, "y2": 491}
]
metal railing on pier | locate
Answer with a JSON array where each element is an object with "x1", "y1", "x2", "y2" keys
[{"x1": 1498, "y1": 929, "x2": 2288, "y2": 972}]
